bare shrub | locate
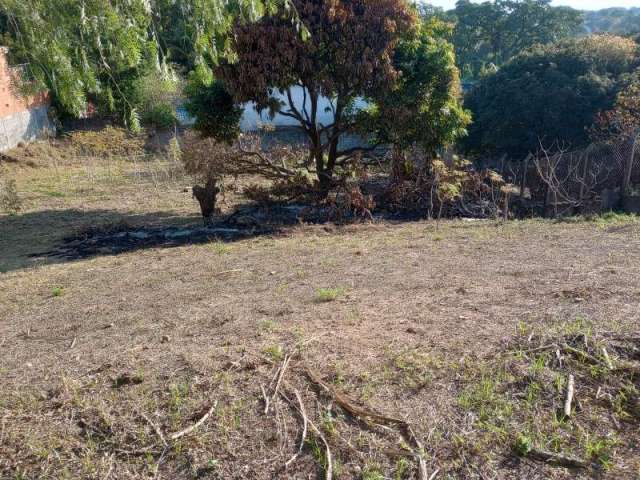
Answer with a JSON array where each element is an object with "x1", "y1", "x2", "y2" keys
[
  {"x1": 182, "y1": 135, "x2": 314, "y2": 219},
  {"x1": 381, "y1": 148, "x2": 507, "y2": 219},
  {"x1": 532, "y1": 140, "x2": 632, "y2": 217}
]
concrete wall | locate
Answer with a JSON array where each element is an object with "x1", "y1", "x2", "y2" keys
[
  {"x1": 0, "y1": 47, "x2": 53, "y2": 151},
  {"x1": 0, "y1": 104, "x2": 53, "y2": 151},
  {"x1": 239, "y1": 86, "x2": 368, "y2": 131}
]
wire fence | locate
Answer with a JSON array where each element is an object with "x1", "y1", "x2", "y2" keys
[{"x1": 494, "y1": 133, "x2": 640, "y2": 217}]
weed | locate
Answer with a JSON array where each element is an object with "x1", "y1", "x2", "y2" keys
[
  {"x1": 208, "y1": 242, "x2": 231, "y2": 255},
  {"x1": 584, "y1": 435, "x2": 618, "y2": 468},
  {"x1": 516, "y1": 320, "x2": 530, "y2": 337},
  {"x1": 314, "y1": 287, "x2": 345, "y2": 303},
  {"x1": 262, "y1": 344, "x2": 284, "y2": 361},
  {"x1": 168, "y1": 381, "x2": 190, "y2": 413},
  {"x1": 51, "y1": 286, "x2": 65, "y2": 297},
  {"x1": 458, "y1": 371, "x2": 513, "y2": 425},
  {"x1": 258, "y1": 319, "x2": 277, "y2": 333},
  {"x1": 307, "y1": 436, "x2": 329, "y2": 477},
  {"x1": 525, "y1": 381, "x2": 542, "y2": 405},
  {"x1": 321, "y1": 410, "x2": 337, "y2": 437},
  {"x1": 0, "y1": 178, "x2": 21, "y2": 214},
  {"x1": 612, "y1": 383, "x2": 640, "y2": 419},
  {"x1": 394, "y1": 458, "x2": 409, "y2": 480},
  {"x1": 362, "y1": 465, "x2": 384, "y2": 480},
  {"x1": 391, "y1": 350, "x2": 437, "y2": 389},
  {"x1": 513, "y1": 434, "x2": 533, "y2": 456},
  {"x1": 529, "y1": 354, "x2": 547, "y2": 376}
]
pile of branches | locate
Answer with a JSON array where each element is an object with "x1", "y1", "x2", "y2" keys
[{"x1": 377, "y1": 148, "x2": 513, "y2": 219}]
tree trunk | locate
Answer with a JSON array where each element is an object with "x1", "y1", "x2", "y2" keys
[{"x1": 192, "y1": 178, "x2": 220, "y2": 225}]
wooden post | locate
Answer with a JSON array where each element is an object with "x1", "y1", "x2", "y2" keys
[{"x1": 622, "y1": 134, "x2": 638, "y2": 194}]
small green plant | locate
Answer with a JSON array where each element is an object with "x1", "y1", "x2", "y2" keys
[
  {"x1": 168, "y1": 381, "x2": 191, "y2": 413},
  {"x1": 513, "y1": 434, "x2": 533, "y2": 457},
  {"x1": 208, "y1": 241, "x2": 231, "y2": 255},
  {"x1": 362, "y1": 465, "x2": 384, "y2": 480},
  {"x1": 529, "y1": 354, "x2": 547, "y2": 376},
  {"x1": 258, "y1": 319, "x2": 277, "y2": 333},
  {"x1": 321, "y1": 410, "x2": 337, "y2": 437},
  {"x1": 394, "y1": 458, "x2": 409, "y2": 480},
  {"x1": 584, "y1": 435, "x2": 617, "y2": 468},
  {"x1": 262, "y1": 344, "x2": 284, "y2": 361},
  {"x1": 525, "y1": 381, "x2": 542, "y2": 405},
  {"x1": 306, "y1": 436, "x2": 329, "y2": 476},
  {"x1": 51, "y1": 287, "x2": 65, "y2": 297},
  {"x1": 314, "y1": 287, "x2": 345, "y2": 303}
]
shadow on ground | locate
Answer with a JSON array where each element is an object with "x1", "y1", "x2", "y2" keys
[
  {"x1": 0, "y1": 204, "x2": 329, "y2": 273},
  {"x1": 0, "y1": 208, "x2": 199, "y2": 273}
]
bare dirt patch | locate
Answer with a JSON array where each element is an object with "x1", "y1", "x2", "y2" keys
[{"x1": 1, "y1": 219, "x2": 640, "y2": 479}]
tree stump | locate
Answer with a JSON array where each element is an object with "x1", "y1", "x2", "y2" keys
[{"x1": 193, "y1": 179, "x2": 220, "y2": 225}]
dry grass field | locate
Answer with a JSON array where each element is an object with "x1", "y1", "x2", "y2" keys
[{"x1": 1, "y1": 131, "x2": 639, "y2": 479}]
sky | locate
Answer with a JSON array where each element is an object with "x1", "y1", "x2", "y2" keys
[{"x1": 426, "y1": 0, "x2": 639, "y2": 10}]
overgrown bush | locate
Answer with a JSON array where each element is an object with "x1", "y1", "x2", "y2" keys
[
  {"x1": 136, "y1": 71, "x2": 180, "y2": 129},
  {"x1": 464, "y1": 35, "x2": 640, "y2": 159},
  {"x1": 380, "y1": 149, "x2": 509, "y2": 219},
  {"x1": 184, "y1": 70, "x2": 242, "y2": 143},
  {"x1": 142, "y1": 103, "x2": 177, "y2": 129}
]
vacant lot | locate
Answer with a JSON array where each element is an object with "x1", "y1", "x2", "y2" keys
[{"x1": 1, "y1": 134, "x2": 639, "y2": 479}]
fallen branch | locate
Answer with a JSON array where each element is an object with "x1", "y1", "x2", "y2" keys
[
  {"x1": 169, "y1": 402, "x2": 217, "y2": 441},
  {"x1": 284, "y1": 389, "x2": 308, "y2": 469},
  {"x1": 265, "y1": 355, "x2": 291, "y2": 415},
  {"x1": 304, "y1": 366, "x2": 427, "y2": 479},
  {"x1": 272, "y1": 355, "x2": 291, "y2": 410},
  {"x1": 508, "y1": 344, "x2": 559, "y2": 356},
  {"x1": 601, "y1": 347, "x2": 614, "y2": 370},
  {"x1": 406, "y1": 424, "x2": 429, "y2": 480},
  {"x1": 140, "y1": 412, "x2": 168, "y2": 447},
  {"x1": 564, "y1": 374, "x2": 575, "y2": 418},
  {"x1": 305, "y1": 366, "x2": 404, "y2": 425},
  {"x1": 101, "y1": 454, "x2": 114, "y2": 480},
  {"x1": 212, "y1": 269, "x2": 244, "y2": 277},
  {"x1": 260, "y1": 384, "x2": 270, "y2": 415},
  {"x1": 563, "y1": 344, "x2": 601, "y2": 366},
  {"x1": 527, "y1": 448, "x2": 588, "y2": 469}
]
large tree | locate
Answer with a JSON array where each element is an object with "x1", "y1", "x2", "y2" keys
[
  {"x1": 463, "y1": 35, "x2": 640, "y2": 159},
  {"x1": 361, "y1": 17, "x2": 470, "y2": 157},
  {"x1": 450, "y1": 0, "x2": 583, "y2": 79},
  {"x1": 214, "y1": 0, "x2": 416, "y2": 193}
]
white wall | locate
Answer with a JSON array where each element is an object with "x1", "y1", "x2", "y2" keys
[
  {"x1": 0, "y1": 105, "x2": 54, "y2": 152},
  {"x1": 240, "y1": 86, "x2": 367, "y2": 132}
]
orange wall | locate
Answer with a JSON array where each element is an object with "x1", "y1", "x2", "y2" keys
[{"x1": 0, "y1": 47, "x2": 49, "y2": 119}]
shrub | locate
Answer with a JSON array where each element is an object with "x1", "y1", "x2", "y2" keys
[
  {"x1": 0, "y1": 178, "x2": 22, "y2": 214},
  {"x1": 464, "y1": 35, "x2": 640, "y2": 159},
  {"x1": 142, "y1": 103, "x2": 176, "y2": 129},
  {"x1": 184, "y1": 70, "x2": 242, "y2": 144}
]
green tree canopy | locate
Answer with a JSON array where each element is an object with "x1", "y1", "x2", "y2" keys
[
  {"x1": 211, "y1": 0, "x2": 417, "y2": 192},
  {"x1": 463, "y1": 35, "x2": 640, "y2": 159},
  {"x1": 0, "y1": 0, "x2": 287, "y2": 126},
  {"x1": 449, "y1": 0, "x2": 583, "y2": 79},
  {"x1": 361, "y1": 17, "x2": 470, "y2": 157}
]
